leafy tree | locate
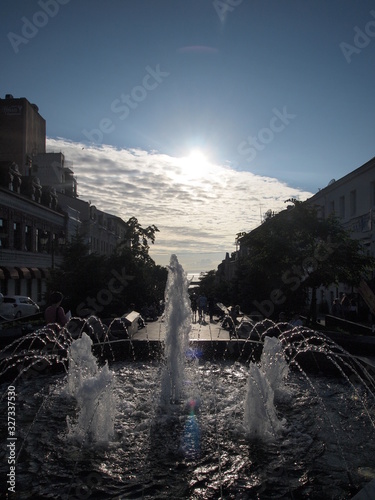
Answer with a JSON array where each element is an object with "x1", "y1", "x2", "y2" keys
[
  {"x1": 47, "y1": 233, "x2": 107, "y2": 315},
  {"x1": 104, "y1": 217, "x2": 166, "y2": 314},
  {"x1": 234, "y1": 199, "x2": 374, "y2": 322},
  {"x1": 197, "y1": 271, "x2": 216, "y2": 297},
  {"x1": 47, "y1": 219, "x2": 167, "y2": 318},
  {"x1": 105, "y1": 249, "x2": 167, "y2": 316},
  {"x1": 118, "y1": 216, "x2": 159, "y2": 263}
]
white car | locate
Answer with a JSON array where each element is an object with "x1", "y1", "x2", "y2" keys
[{"x1": 0, "y1": 296, "x2": 40, "y2": 319}]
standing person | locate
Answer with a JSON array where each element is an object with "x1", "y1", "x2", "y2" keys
[
  {"x1": 341, "y1": 294, "x2": 350, "y2": 319},
  {"x1": 190, "y1": 294, "x2": 198, "y2": 323},
  {"x1": 331, "y1": 298, "x2": 342, "y2": 318},
  {"x1": 208, "y1": 297, "x2": 215, "y2": 323},
  {"x1": 44, "y1": 291, "x2": 68, "y2": 326},
  {"x1": 197, "y1": 293, "x2": 207, "y2": 322}
]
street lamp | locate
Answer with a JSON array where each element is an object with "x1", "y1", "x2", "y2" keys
[
  {"x1": 40, "y1": 231, "x2": 49, "y2": 250},
  {"x1": 40, "y1": 230, "x2": 66, "y2": 268},
  {"x1": 52, "y1": 231, "x2": 66, "y2": 269}
]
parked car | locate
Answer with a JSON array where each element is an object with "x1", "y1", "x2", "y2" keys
[{"x1": 0, "y1": 296, "x2": 40, "y2": 319}]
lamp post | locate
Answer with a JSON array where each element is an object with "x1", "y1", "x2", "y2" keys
[
  {"x1": 53, "y1": 231, "x2": 66, "y2": 269},
  {"x1": 40, "y1": 230, "x2": 66, "y2": 268}
]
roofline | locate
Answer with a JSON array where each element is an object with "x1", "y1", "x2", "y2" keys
[{"x1": 308, "y1": 156, "x2": 375, "y2": 202}]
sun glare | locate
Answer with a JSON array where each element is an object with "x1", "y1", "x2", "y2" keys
[
  {"x1": 188, "y1": 149, "x2": 207, "y2": 164},
  {"x1": 183, "y1": 149, "x2": 211, "y2": 178}
]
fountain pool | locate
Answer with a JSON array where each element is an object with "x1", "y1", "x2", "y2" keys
[
  {"x1": 0, "y1": 255, "x2": 375, "y2": 499},
  {"x1": 1, "y1": 358, "x2": 375, "y2": 498}
]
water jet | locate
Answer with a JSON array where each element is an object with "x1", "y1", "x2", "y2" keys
[{"x1": 0, "y1": 255, "x2": 374, "y2": 498}]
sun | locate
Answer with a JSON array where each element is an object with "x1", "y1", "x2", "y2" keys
[
  {"x1": 188, "y1": 149, "x2": 207, "y2": 165},
  {"x1": 183, "y1": 149, "x2": 211, "y2": 177}
]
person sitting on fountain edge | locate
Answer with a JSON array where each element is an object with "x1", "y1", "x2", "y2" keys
[
  {"x1": 44, "y1": 291, "x2": 69, "y2": 327},
  {"x1": 222, "y1": 304, "x2": 240, "y2": 336}
]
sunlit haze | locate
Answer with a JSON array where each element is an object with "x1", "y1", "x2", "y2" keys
[
  {"x1": 2, "y1": 1, "x2": 374, "y2": 271},
  {"x1": 46, "y1": 138, "x2": 313, "y2": 272}
]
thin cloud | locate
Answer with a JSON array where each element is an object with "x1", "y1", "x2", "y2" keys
[{"x1": 46, "y1": 138, "x2": 313, "y2": 271}]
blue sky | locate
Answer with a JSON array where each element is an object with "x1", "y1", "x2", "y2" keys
[{"x1": 1, "y1": 1, "x2": 375, "y2": 272}]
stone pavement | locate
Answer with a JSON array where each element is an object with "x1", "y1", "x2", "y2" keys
[
  {"x1": 133, "y1": 314, "x2": 231, "y2": 342},
  {"x1": 127, "y1": 313, "x2": 265, "y2": 362}
]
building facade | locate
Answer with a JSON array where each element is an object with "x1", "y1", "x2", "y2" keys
[
  {"x1": 0, "y1": 182, "x2": 66, "y2": 301},
  {"x1": 218, "y1": 156, "x2": 375, "y2": 319},
  {"x1": 0, "y1": 94, "x2": 130, "y2": 305},
  {"x1": 306, "y1": 156, "x2": 375, "y2": 312},
  {"x1": 0, "y1": 94, "x2": 46, "y2": 175}
]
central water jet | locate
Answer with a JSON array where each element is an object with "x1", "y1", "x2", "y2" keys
[{"x1": 160, "y1": 254, "x2": 191, "y2": 405}]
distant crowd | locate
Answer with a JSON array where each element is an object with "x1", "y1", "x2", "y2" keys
[{"x1": 331, "y1": 293, "x2": 358, "y2": 322}]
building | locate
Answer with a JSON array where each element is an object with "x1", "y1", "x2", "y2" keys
[
  {"x1": 56, "y1": 193, "x2": 129, "y2": 255},
  {"x1": 32, "y1": 152, "x2": 77, "y2": 198},
  {"x1": 0, "y1": 95, "x2": 130, "y2": 305},
  {"x1": 0, "y1": 173, "x2": 66, "y2": 301},
  {"x1": 221, "y1": 156, "x2": 375, "y2": 319},
  {"x1": 0, "y1": 94, "x2": 46, "y2": 175},
  {"x1": 306, "y1": 156, "x2": 375, "y2": 311},
  {"x1": 216, "y1": 252, "x2": 237, "y2": 284}
]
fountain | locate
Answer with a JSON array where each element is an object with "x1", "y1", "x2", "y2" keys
[
  {"x1": 160, "y1": 254, "x2": 191, "y2": 405},
  {"x1": 0, "y1": 254, "x2": 375, "y2": 498},
  {"x1": 66, "y1": 332, "x2": 115, "y2": 443},
  {"x1": 243, "y1": 336, "x2": 289, "y2": 441}
]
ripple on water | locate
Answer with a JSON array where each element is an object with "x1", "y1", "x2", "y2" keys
[{"x1": 1, "y1": 360, "x2": 374, "y2": 498}]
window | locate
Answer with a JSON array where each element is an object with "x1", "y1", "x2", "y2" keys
[
  {"x1": 350, "y1": 190, "x2": 356, "y2": 216},
  {"x1": 371, "y1": 181, "x2": 375, "y2": 207},
  {"x1": 329, "y1": 201, "x2": 335, "y2": 214},
  {"x1": 25, "y1": 225, "x2": 32, "y2": 251},
  {"x1": 3, "y1": 297, "x2": 16, "y2": 304},
  {"x1": 13, "y1": 222, "x2": 22, "y2": 250},
  {"x1": 339, "y1": 196, "x2": 345, "y2": 219},
  {"x1": 35, "y1": 228, "x2": 39, "y2": 252},
  {"x1": 0, "y1": 218, "x2": 8, "y2": 249}
]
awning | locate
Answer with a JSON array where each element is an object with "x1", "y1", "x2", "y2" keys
[
  {"x1": 16, "y1": 267, "x2": 32, "y2": 279},
  {"x1": 30, "y1": 268, "x2": 42, "y2": 279},
  {"x1": 0, "y1": 267, "x2": 20, "y2": 279},
  {"x1": 41, "y1": 268, "x2": 51, "y2": 279},
  {"x1": 0, "y1": 266, "x2": 49, "y2": 280}
]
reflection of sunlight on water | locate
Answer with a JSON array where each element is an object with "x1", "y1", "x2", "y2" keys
[
  {"x1": 1, "y1": 355, "x2": 375, "y2": 498},
  {"x1": 182, "y1": 398, "x2": 201, "y2": 459},
  {"x1": 1, "y1": 253, "x2": 375, "y2": 498}
]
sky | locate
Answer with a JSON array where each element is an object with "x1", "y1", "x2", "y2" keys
[{"x1": 1, "y1": 1, "x2": 374, "y2": 272}]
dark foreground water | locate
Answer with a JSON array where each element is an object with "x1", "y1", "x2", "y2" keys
[{"x1": 1, "y1": 359, "x2": 375, "y2": 499}]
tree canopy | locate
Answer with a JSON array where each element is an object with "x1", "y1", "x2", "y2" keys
[
  {"x1": 232, "y1": 199, "x2": 374, "y2": 321},
  {"x1": 46, "y1": 219, "x2": 167, "y2": 318}
]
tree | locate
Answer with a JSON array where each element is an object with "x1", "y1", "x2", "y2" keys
[
  {"x1": 197, "y1": 271, "x2": 217, "y2": 298},
  {"x1": 47, "y1": 233, "x2": 107, "y2": 315},
  {"x1": 46, "y1": 219, "x2": 167, "y2": 318},
  {"x1": 234, "y1": 199, "x2": 374, "y2": 322},
  {"x1": 118, "y1": 216, "x2": 159, "y2": 263},
  {"x1": 104, "y1": 217, "x2": 166, "y2": 314},
  {"x1": 105, "y1": 249, "x2": 167, "y2": 315}
]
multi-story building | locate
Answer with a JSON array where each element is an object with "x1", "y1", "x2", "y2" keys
[
  {"x1": 56, "y1": 193, "x2": 129, "y2": 255},
  {"x1": 306, "y1": 156, "x2": 375, "y2": 311},
  {"x1": 0, "y1": 95, "x2": 129, "y2": 305},
  {"x1": 32, "y1": 152, "x2": 77, "y2": 198},
  {"x1": 0, "y1": 163, "x2": 66, "y2": 301},
  {"x1": 218, "y1": 156, "x2": 375, "y2": 318},
  {"x1": 0, "y1": 94, "x2": 46, "y2": 175}
]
